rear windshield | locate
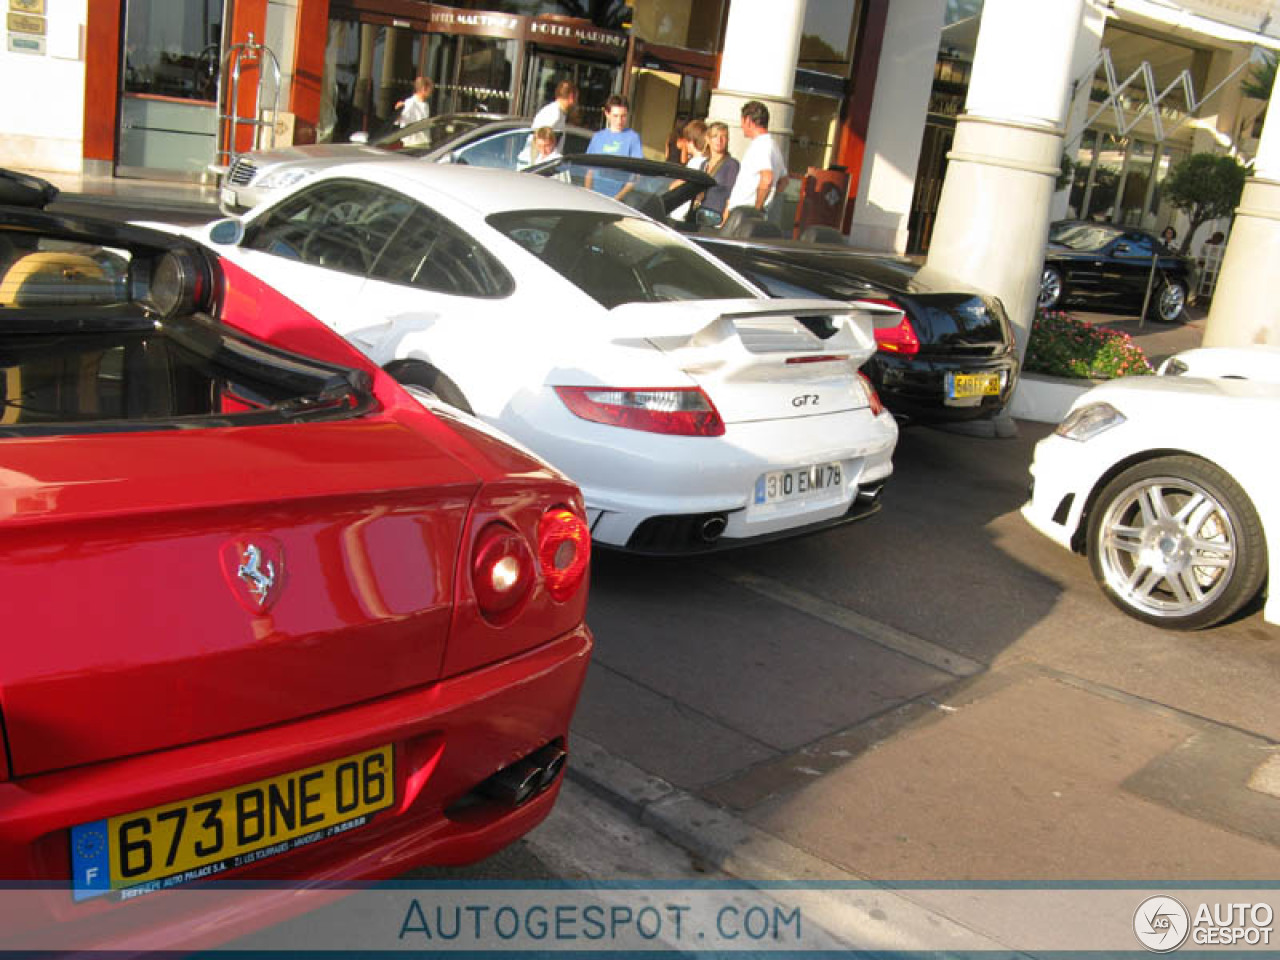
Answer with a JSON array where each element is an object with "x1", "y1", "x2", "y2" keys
[
  {"x1": 1, "y1": 226, "x2": 372, "y2": 435},
  {"x1": 486, "y1": 210, "x2": 754, "y2": 309}
]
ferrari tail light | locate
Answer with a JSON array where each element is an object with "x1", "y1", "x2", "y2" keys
[
  {"x1": 858, "y1": 372, "x2": 885, "y2": 417},
  {"x1": 859, "y1": 298, "x2": 919, "y2": 356},
  {"x1": 471, "y1": 523, "x2": 535, "y2": 624},
  {"x1": 554, "y1": 386, "x2": 725, "y2": 437},
  {"x1": 538, "y1": 508, "x2": 591, "y2": 602}
]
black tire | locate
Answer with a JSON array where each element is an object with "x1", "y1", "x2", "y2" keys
[
  {"x1": 1147, "y1": 278, "x2": 1187, "y2": 324},
  {"x1": 383, "y1": 359, "x2": 473, "y2": 414},
  {"x1": 1038, "y1": 266, "x2": 1063, "y2": 311},
  {"x1": 1086, "y1": 455, "x2": 1267, "y2": 630}
]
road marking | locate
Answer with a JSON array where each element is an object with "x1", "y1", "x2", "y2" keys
[{"x1": 711, "y1": 566, "x2": 985, "y2": 678}]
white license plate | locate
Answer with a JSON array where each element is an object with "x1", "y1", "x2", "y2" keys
[
  {"x1": 754, "y1": 462, "x2": 843, "y2": 505},
  {"x1": 220, "y1": 186, "x2": 237, "y2": 207}
]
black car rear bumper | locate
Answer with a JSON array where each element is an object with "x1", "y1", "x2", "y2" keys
[{"x1": 868, "y1": 353, "x2": 1018, "y2": 424}]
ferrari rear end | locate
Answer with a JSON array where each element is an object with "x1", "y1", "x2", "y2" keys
[{"x1": 0, "y1": 170, "x2": 592, "y2": 950}]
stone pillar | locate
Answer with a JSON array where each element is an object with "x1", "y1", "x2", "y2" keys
[
  {"x1": 1204, "y1": 69, "x2": 1280, "y2": 348},
  {"x1": 924, "y1": 0, "x2": 1086, "y2": 367},
  {"x1": 708, "y1": 0, "x2": 807, "y2": 160},
  {"x1": 1050, "y1": 0, "x2": 1106, "y2": 222},
  {"x1": 847, "y1": 0, "x2": 946, "y2": 254}
]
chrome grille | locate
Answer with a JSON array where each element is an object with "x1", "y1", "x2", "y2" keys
[{"x1": 227, "y1": 159, "x2": 258, "y2": 187}]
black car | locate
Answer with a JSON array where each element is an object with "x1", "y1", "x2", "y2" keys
[
  {"x1": 694, "y1": 235, "x2": 1017, "y2": 425},
  {"x1": 1040, "y1": 221, "x2": 1195, "y2": 323}
]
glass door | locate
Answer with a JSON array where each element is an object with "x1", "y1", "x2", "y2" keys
[
  {"x1": 521, "y1": 51, "x2": 619, "y2": 129},
  {"x1": 319, "y1": 19, "x2": 424, "y2": 144},
  {"x1": 117, "y1": 0, "x2": 228, "y2": 180}
]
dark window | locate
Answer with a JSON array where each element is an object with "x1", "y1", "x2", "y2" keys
[
  {"x1": 488, "y1": 210, "x2": 753, "y2": 309},
  {"x1": 243, "y1": 180, "x2": 414, "y2": 277},
  {"x1": 369, "y1": 206, "x2": 513, "y2": 298},
  {"x1": 122, "y1": 0, "x2": 222, "y2": 102}
]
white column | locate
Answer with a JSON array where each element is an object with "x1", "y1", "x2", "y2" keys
[
  {"x1": 1050, "y1": 0, "x2": 1106, "y2": 221},
  {"x1": 923, "y1": 0, "x2": 1086, "y2": 367},
  {"x1": 847, "y1": 0, "x2": 946, "y2": 254},
  {"x1": 1204, "y1": 69, "x2": 1280, "y2": 347},
  {"x1": 708, "y1": 0, "x2": 806, "y2": 160}
]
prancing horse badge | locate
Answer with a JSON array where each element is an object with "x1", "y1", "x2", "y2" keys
[{"x1": 221, "y1": 537, "x2": 285, "y2": 613}]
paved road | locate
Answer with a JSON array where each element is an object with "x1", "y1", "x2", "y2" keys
[{"x1": 574, "y1": 419, "x2": 1280, "y2": 880}]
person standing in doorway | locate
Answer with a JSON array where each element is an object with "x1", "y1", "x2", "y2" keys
[
  {"x1": 396, "y1": 77, "x2": 433, "y2": 127},
  {"x1": 585, "y1": 95, "x2": 644, "y2": 199},
  {"x1": 532, "y1": 81, "x2": 578, "y2": 146},
  {"x1": 726, "y1": 100, "x2": 786, "y2": 213}
]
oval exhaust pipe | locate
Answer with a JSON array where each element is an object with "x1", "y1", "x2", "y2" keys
[
  {"x1": 538, "y1": 748, "x2": 568, "y2": 789},
  {"x1": 699, "y1": 514, "x2": 728, "y2": 543},
  {"x1": 479, "y1": 759, "x2": 544, "y2": 808}
]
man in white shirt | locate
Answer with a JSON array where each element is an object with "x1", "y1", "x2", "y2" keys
[
  {"x1": 532, "y1": 82, "x2": 578, "y2": 140},
  {"x1": 726, "y1": 100, "x2": 787, "y2": 213},
  {"x1": 395, "y1": 77, "x2": 433, "y2": 146}
]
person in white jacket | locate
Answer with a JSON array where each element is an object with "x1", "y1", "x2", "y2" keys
[{"x1": 395, "y1": 77, "x2": 434, "y2": 144}]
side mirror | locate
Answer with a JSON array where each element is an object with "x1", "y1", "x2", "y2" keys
[
  {"x1": 695, "y1": 207, "x2": 723, "y2": 229},
  {"x1": 207, "y1": 218, "x2": 245, "y2": 246},
  {"x1": 348, "y1": 131, "x2": 369, "y2": 145}
]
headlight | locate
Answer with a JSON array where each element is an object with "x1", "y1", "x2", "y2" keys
[
  {"x1": 256, "y1": 168, "x2": 314, "y2": 191},
  {"x1": 1055, "y1": 402, "x2": 1126, "y2": 442}
]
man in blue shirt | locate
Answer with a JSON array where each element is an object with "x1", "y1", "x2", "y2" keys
[{"x1": 586, "y1": 95, "x2": 643, "y2": 200}]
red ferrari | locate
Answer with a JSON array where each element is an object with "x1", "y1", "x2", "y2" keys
[{"x1": 0, "y1": 171, "x2": 592, "y2": 949}]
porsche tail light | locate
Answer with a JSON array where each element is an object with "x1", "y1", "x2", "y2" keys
[
  {"x1": 471, "y1": 523, "x2": 535, "y2": 624},
  {"x1": 554, "y1": 386, "x2": 725, "y2": 437},
  {"x1": 538, "y1": 508, "x2": 591, "y2": 602},
  {"x1": 859, "y1": 298, "x2": 919, "y2": 356},
  {"x1": 858, "y1": 372, "x2": 885, "y2": 417}
]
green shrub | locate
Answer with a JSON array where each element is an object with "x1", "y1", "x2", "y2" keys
[{"x1": 1024, "y1": 310, "x2": 1154, "y2": 379}]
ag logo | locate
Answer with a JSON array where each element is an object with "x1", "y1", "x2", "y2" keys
[
  {"x1": 221, "y1": 537, "x2": 286, "y2": 613},
  {"x1": 1134, "y1": 895, "x2": 1190, "y2": 952}
]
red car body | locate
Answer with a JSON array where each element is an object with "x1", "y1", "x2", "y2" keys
[{"x1": 0, "y1": 183, "x2": 592, "y2": 950}]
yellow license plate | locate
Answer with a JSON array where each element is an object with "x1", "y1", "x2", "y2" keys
[
  {"x1": 71, "y1": 745, "x2": 393, "y2": 900},
  {"x1": 948, "y1": 372, "x2": 1001, "y2": 399}
]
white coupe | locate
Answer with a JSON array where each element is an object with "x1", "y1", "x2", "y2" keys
[
  {"x1": 1023, "y1": 346, "x2": 1277, "y2": 629},
  {"x1": 197, "y1": 162, "x2": 898, "y2": 553}
]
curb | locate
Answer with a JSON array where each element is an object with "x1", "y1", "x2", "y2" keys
[
  {"x1": 566, "y1": 733, "x2": 1016, "y2": 952},
  {"x1": 48, "y1": 191, "x2": 219, "y2": 223}
]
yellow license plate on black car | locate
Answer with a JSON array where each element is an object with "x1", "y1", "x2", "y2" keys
[
  {"x1": 947, "y1": 372, "x2": 1001, "y2": 399},
  {"x1": 70, "y1": 745, "x2": 394, "y2": 901}
]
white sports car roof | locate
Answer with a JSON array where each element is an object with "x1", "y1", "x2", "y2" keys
[{"x1": 308, "y1": 160, "x2": 634, "y2": 218}]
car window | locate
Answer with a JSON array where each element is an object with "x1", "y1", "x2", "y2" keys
[
  {"x1": 243, "y1": 180, "x2": 413, "y2": 277},
  {"x1": 454, "y1": 130, "x2": 526, "y2": 169},
  {"x1": 374, "y1": 114, "x2": 490, "y2": 151},
  {"x1": 369, "y1": 204, "x2": 513, "y2": 298},
  {"x1": 1114, "y1": 233, "x2": 1154, "y2": 258},
  {"x1": 488, "y1": 210, "x2": 754, "y2": 309},
  {"x1": 563, "y1": 132, "x2": 591, "y2": 154},
  {"x1": 1052, "y1": 225, "x2": 1119, "y2": 252},
  {"x1": 0, "y1": 236, "x2": 131, "y2": 307}
]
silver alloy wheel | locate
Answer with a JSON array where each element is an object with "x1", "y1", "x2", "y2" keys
[
  {"x1": 1039, "y1": 267, "x2": 1062, "y2": 310},
  {"x1": 1094, "y1": 474, "x2": 1236, "y2": 621},
  {"x1": 1157, "y1": 281, "x2": 1186, "y2": 322}
]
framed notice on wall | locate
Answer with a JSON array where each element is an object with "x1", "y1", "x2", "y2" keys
[
  {"x1": 10, "y1": 0, "x2": 45, "y2": 14},
  {"x1": 8, "y1": 11, "x2": 44, "y2": 33}
]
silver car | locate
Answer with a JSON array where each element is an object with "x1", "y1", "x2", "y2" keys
[{"x1": 216, "y1": 113, "x2": 592, "y2": 213}]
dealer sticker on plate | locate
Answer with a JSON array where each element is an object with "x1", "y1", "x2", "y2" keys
[{"x1": 70, "y1": 744, "x2": 393, "y2": 901}]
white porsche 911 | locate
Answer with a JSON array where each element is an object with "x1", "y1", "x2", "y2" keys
[
  {"x1": 196, "y1": 162, "x2": 898, "y2": 553},
  {"x1": 1023, "y1": 346, "x2": 1277, "y2": 630}
]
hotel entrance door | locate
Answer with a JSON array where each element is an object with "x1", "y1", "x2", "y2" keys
[{"x1": 521, "y1": 51, "x2": 618, "y2": 130}]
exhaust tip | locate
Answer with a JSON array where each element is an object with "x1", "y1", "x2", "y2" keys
[{"x1": 699, "y1": 514, "x2": 728, "y2": 543}]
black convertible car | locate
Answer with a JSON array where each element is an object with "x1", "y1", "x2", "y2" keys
[{"x1": 1040, "y1": 221, "x2": 1195, "y2": 323}]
